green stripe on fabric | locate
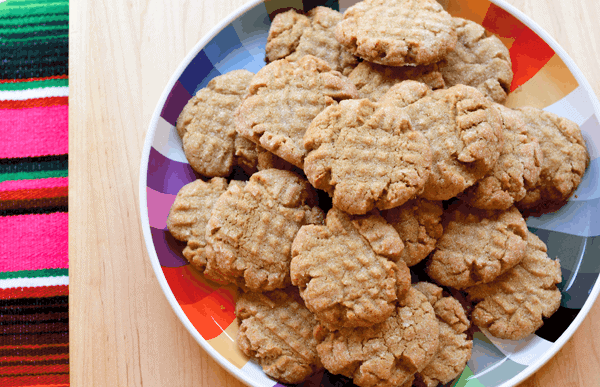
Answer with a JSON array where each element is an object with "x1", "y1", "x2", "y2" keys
[
  {"x1": 0, "y1": 269, "x2": 68, "y2": 280},
  {"x1": 0, "y1": 23, "x2": 67, "y2": 35},
  {"x1": 0, "y1": 78, "x2": 68, "y2": 91},
  {"x1": 0, "y1": 2, "x2": 68, "y2": 17},
  {"x1": 0, "y1": 14, "x2": 67, "y2": 26},
  {"x1": 0, "y1": 169, "x2": 68, "y2": 183},
  {"x1": 1, "y1": 33, "x2": 68, "y2": 43}
]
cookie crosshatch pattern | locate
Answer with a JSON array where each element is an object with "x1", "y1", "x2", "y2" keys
[{"x1": 142, "y1": 0, "x2": 600, "y2": 386}]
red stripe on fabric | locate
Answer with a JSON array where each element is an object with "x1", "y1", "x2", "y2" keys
[
  {"x1": 482, "y1": 3, "x2": 527, "y2": 38},
  {"x1": 0, "y1": 213, "x2": 68, "y2": 272},
  {"x1": 0, "y1": 187, "x2": 68, "y2": 201},
  {"x1": 0, "y1": 373, "x2": 69, "y2": 386},
  {"x1": 0, "y1": 286, "x2": 68, "y2": 301},
  {"x1": 0, "y1": 178, "x2": 68, "y2": 192},
  {"x1": 0, "y1": 353, "x2": 68, "y2": 363},
  {"x1": 0, "y1": 344, "x2": 68, "y2": 351},
  {"x1": 508, "y1": 29, "x2": 555, "y2": 91},
  {"x1": 0, "y1": 363, "x2": 69, "y2": 375},
  {"x1": 0, "y1": 105, "x2": 68, "y2": 159},
  {"x1": 0, "y1": 76, "x2": 68, "y2": 84},
  {"x1": 0, "y1": 97, "x2": 69, "y2": 110}
]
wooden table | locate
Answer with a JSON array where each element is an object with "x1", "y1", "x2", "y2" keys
[{"x1": 70, "y1": 0, "x2": 600, "y2": 386}]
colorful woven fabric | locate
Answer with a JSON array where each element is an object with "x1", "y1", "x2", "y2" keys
[{"x1": 0, "y1": 0, "x2": 69, "y2": 385}]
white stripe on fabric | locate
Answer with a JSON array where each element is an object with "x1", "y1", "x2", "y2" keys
[
  {"x1": 0, "y1": 275, "x2": 69, "y2": 289},
  {"x1": 0, "y1": 86, "x2": 69, "y2": 101},
  {"x1": 480, "y1": 329, "x2": 554, "y2": 366},
  {"x1": 152, "y1": 117, "x2": 188, "y2": 163}
]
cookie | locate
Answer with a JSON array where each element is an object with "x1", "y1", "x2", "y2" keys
[
  {"x1": 413, "y1": 283, "x2": 472, "y2": 387},
  {"x1": 205, "y1": 169, "x2": 324, "y2": 291},
  {"x1": 335, "y1": 0, "x2": 457, "y2": 66},
  {"x1": 439, "y1": 18, "x2": 513, "y2": 103},
  {"x1": 516, "y1": 107, "x2": 589, "y2": 210},
  {"x1": 461, "y1": 105, "x2": 543, "y2": 210},
  {"x1": 427, "y1": 204, "x2": 528, "y2": 289},
  {"x1": 236, "y1": 288, "x2": 322, "y2": 384},
  {"x1": 315, "y1": 286, "x2": 440, "y2": 387},
  {"x1": 291, "y1": 208, "x2": 410, "y2": 330},
  {"x1": 465, "y1": 231, "x2": 562, "y2": 340},
  {"x1": 381, "y1": 81, "x2": 503, "y2": 200},
  {"x1": 235, "y1": 55, "x2": 358, "y2": 168},
  {"x1": 304, "y1": 98, "x2": 432, "y2": 215},
  {"x1": 176, "y1": 70, "x2": 259, "y2": 177},
  {"x1": 166, "y1": 178, "x2": 229, "y2": 272},
  {"x1": 266, "y1": 7, "x2": 358, "y2": 75},
  {"x1": 256, "y1": 146, "x2": 303, "y2": 175},
  {"x1": 382, "y1": 199, "x2": 444, "y2": 267},
  {"x1": 348, "y1": 61, "x2": 445, "y2": 101}
]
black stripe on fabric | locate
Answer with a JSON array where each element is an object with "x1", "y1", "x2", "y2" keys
[
  {"x1": 1, "y1": 28, "x2": 69, "y2": 40},
  {"x1": 0, "y1": 358, "x2": 69, "y2": 367},
  {"x1": 0, "y1": 37, "x2": 68, "y2": 59},
  {"x1": 0, "y1": 318, "x2": 68, "y2": 327},
  {"x1": 0, "y1": 37, "x2": 68, "y2": 79},
  {"x1": 0, "y1": 345, "x2": 69, "y2": 358},
  {"x1": 0, "y1": 332, "x2": 68, "y2": 346},
  {"x1": 0, "y1": 205, "x2": 68, "y2": 217},
  {"x1": 0, "y1": 372, "x2": 69, "y2": 378},
  {"x1": 0, "y1": 296, "x2": 68, "y2": 308},
  {"x1": 1, "y1": 63, "x2": 68, "y2": 80},
  {"x1": 0, "y1": 19, "x2": 68, "y2": 30},
  {"x1": 0, "y1": 306, "x2": 68, "y2": 317},
  {"x1": 0, "y1": 330, "x2": 68, "y2": 338},
  {"x1": 0, "y1": 155, "x2": 68, "y2": 174}
]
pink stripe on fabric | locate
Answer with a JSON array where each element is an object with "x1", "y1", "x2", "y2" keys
[
  {"x1": 0, "y1": 105, "x2": 68, "y2": 158},
  {"x1": 0, "y1": 212, "x2": 68, "y2": 271},
  {"x1": 147, "y1": 187, "x2": 176, "y2": 230},
  {"x1": 0, "y1": 177, "x2": 68, "y2": 192}
]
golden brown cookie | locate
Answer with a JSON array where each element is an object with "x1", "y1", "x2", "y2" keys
[
  {"x1": 413, "y1": 283, "x2": 473, "y2": 387},
  {"x1": 236, "y1": 288, "x2": 322, "y2": 384},
  {"x1": 315, "y1": 286, "x2": 440, "y2": 387},
  {"x1": 427, "y1": 204, "x2": 528, "y2": 289},
  {"x1": 291, "y1": 208, "x2": 410, "y2": 330},
  {"x1": 516, "y1": 107, "x2": 589, "y2": 210},
  {"x1": 465, "y1": 231, "x2": 562, "y2": 340},
  {"x1": 205, "y1": 169, "x2": 324, "y2": 291},
  {"x1": 439, "y1": 18, "x2": 513, "y2": 104},
  {"x1": 382, "y1": 199, "x2": 444, "y2": 267},
  {"x1": 348, "y1": 61, "x2": 445, "y2": 101},
  {"x1": 461, "y1": 105, "x2": 543, "y2": 210},
  {"x1": 176, "y1": 70, "x2": 258, "y2": 177},
  {"x1": 166, "y1": 178, "x2": 229, "y2": 272},
  {"x1": 335, "y1": 0, "x2": 456, "y2": 66},
  {"x1": 256, "y1": 146, "x2": 303, "y2": 174},
  {"x1": 382, "y1": 81, "x2": 504, "y2": 201},
  {"x1": 266, "y1": 7, "x2": 358, "y2": 75},
  {"x1": 304, "y1": 98, "x2": 432, "y2": 215},
  {"x1": 235, "y1": 55, "x2": 358, "y2": 168}
]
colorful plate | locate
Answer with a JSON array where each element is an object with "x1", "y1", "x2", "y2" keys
[{"x1": 139, "y1": 1, "x2": 600, "y2": 386}]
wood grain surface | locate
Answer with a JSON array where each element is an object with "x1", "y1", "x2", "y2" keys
[{"x1": 69, "y1": 1, "x2": 600, "y2": 386}]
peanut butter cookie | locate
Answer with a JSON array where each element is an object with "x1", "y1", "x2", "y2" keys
[
  {"x1": 291, "y1": 208, "x2": 410, "y2": 330},
  {"x1": 166, "y1": 178, "x2": 229, "y2": 272},
  {"x1": 427, "y1": 204, "x2": 528, "y2": 289},
  {"x1": 315, "y1": 286, "x2": 440, "y2": 387},
  {"x1": 413, "y1": 283, "x2": 473, "y2": 387},
  {"x1": 266, "y1": 7, "x2": 358, "y2": 75},
  {"x1": 382, "y1": 199, "x2": 444, "y2": 267},
  {"x1": 176, "y1": 70, "x2": 258, "y2": 177},
  {"x1": 235, "y1": 55, "x2": 358, "y2": 168},
  {"x1": 461, "y1": 105, "x2": 543, "y2": 210},
  {"x1": 304, "y1": 98, "x2": 432, "y2": 215},
  {"x1": 236, "y1": 288, "x2": 322, "y2": 384},
  {"x1": 516, "y1": 107, "x2": 589, "y2": 210},
  {"x1": 439, "y1": 18, "x2": 513, "y2": 103},
  {"x1": 205, "y1": 169, "x2": 324, "y2": 291},
  {"x1": 465, "y1": 231, "x2": 562, "y2": 340},
  {"x1": 335, "y1": 0, "x2": 457, "y2": 66},
  {"x1": 348, "y1": 61, "x2": 445, "y2": 101},
  {"x1": 382, "y1": 81, "x2": 503, "y2": 200}
]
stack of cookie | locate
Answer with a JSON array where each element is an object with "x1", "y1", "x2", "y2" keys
[{"x1": 166, "y1": 0, "x2": 589, "y2": 385}]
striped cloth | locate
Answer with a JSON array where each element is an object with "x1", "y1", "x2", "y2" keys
[{"x1": 0, "y1": 0, "x2": 69, "y2": 385}]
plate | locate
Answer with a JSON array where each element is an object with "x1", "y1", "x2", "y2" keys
[{"x1": 139, "y1": 1, "x2": 600, "y2": 386}]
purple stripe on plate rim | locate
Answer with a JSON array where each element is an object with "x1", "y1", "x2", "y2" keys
[
  {"x1": 147, "y1": 187, "x2": 177, "y2": 230},
  {"x1": 160, "y1": 80, "x2": 193, "y2": 126},
  {"x1": 147, "y1": 147, "x2": 199, "y2": 195},
  {"x1": 150, "y1": 226, "x2": 189, "y2": 267}
]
